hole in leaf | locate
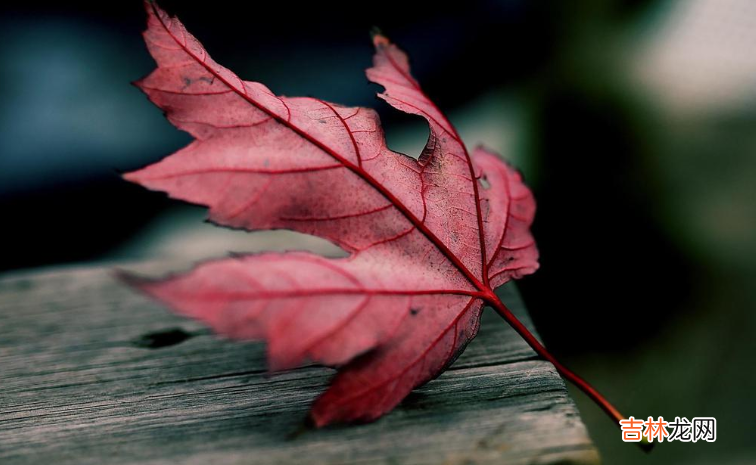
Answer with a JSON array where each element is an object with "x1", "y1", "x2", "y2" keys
[{"x1": 380, "y1": 110, "x2": 429, "y2": 161}]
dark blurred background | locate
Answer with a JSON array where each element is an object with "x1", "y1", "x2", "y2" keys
[{"x1": 2, "y1": 1, "x2": 754, "y2": 463}]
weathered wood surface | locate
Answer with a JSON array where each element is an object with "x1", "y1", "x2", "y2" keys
[{"x1": 0, "y1": 262, "x2": 599, "y2": 464}]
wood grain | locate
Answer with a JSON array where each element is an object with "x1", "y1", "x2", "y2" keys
[{"x1": 0, "y1": 262, "x2": 599, "y2": 464}]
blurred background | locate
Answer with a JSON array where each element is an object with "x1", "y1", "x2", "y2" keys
[{"x1": 1, "y1": 0, "x2": 754, "y2": 463}]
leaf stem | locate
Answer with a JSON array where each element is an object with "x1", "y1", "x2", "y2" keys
[{"x1": 485, "y1": 293, "x2": 653, "y2": 452}]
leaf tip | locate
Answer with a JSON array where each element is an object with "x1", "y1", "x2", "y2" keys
[
  {"x1": 370, "y1": 28, "x2": 390, "y2": 49},
  {"x1": 308, "y1": 410, "x2": 329, "y2": 429},
  {"x1": 144, "y1": 0, "x2": 172, "y2": 25},
  {"x1": 143, "y1": 0, "x2": 156, "y2": 16},
  {"x1": 120, "y1": 169, "x2": 140, "y2": 184},
  {"x1": 144, "y1": 0, "x2": 160, "y2": 12}
]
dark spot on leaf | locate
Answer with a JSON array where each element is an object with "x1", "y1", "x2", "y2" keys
[
  {"x1": 133, "y1": 328, "x2": 193, "y2": 349},
  {"x1": 410, "y1": 308, "x2": 420, "y2": 316}
]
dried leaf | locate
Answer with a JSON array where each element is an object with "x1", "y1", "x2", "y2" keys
[{"x1": 125, "y1": 2, "x2": 538, "y2": 425}]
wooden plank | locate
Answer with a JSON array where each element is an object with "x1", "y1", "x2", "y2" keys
[{"x1": 0, "y1": 263, "x2": 599, "y2": 464}]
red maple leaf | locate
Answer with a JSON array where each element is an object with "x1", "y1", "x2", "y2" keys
[{"x1": 124, "y1": 2, "x2": 624, "y2": 428}]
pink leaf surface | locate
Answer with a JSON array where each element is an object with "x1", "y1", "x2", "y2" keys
[{"x1": 125, "y1": 2, "x2": 538, "y2": 426}]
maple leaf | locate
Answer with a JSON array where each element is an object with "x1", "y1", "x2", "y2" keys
[{"x1": 124, "y1": 2, "x2": 626, "y2": 429}]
